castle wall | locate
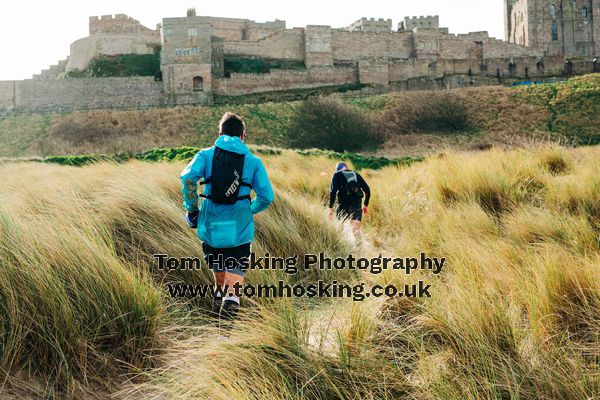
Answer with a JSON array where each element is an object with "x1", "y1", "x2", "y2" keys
[
  {"x1": 209, "y1": 18, "x2": 248, "y2": 41},
  {"x1": 213, "y1": 66, "x2": 356, "y2": 95},
  {"x1": 66, "y1": 14, "x2": 161, "y2": 72},
  {"x1": 89, "y1": 14, "x2": 158, "y2": 35},
  {"x1": 223, "y1": 29, "x2": 305, "y2": 60},
  {"x1": 162, "y1": 64, "x2": 212, "y2": 105},
  {"x1": 208, "y1": 17, "x2": 285, "y2": 41},
  {"x1": 305, "y1": 26, "x2": 334, "y2": 66},
  {"x1": 388, "y1": 58, "x2": 482, "y2": 83},
  {"x1": 508, "y1": 0, "x2": 531, "y2": 46},
  {"x1": 0, "y1": 81, "x2": 15, "y2": 111},
  {"x1": 5, "y1": 77, "x2": 163, "y2": 113},
  {"x1": 507, "y1": 0, "x2": 598, "y2": 57},
  {"x1": 437, "y1": 34, "x2": 479, "y2": 59},
  {"x1": 403, "y1": 16, "x2": 440, "y2": 31},
  {"x1": 67, "y1": 34, "x2": 160, "y2": 71},
  {"x1": 482, "y1": 37, "x2": 542, "y2": 58},
  {"x1": 346, "y1": 18, "x2": 392, "y2": 33},
  {"x1": 358, "y1": 61, "x2": 389, "y2": 86},
  {"x1": 331, "y1": 31, "x2": 414, "y2": 60}
]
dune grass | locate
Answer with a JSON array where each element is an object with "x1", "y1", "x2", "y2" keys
[{"x1": 0, "y1": 145, "x2": 599, "y2": 399}]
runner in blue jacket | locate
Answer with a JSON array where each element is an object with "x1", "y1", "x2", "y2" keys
[{"x1": 180, "y1": 112, "x2": 274, "y2": 327}]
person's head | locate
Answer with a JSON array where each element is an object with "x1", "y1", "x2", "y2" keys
[
  {"x1": 336, "y1": 162, "x2": 348, "y2": 172},
  {"x1": 218, "y1": 112, "x2": 246, "y2": 139}
]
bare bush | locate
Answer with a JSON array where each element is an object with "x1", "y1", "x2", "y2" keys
[
  {"x1": 286, "y1": 97, "x2": 383, "y2": 152},
  {"x1": 380, "y1": 91, "x2": 472, "y2": 135}
]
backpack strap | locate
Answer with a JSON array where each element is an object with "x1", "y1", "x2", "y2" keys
[
  {"x1": 198, "y1": 176, "x2": 252, "y2": 202},
  {"x1": 199, "y1": 193, "x2": 251, "y2": 202},
  {"x1": 342, "y1": 170, "x2": 357, "y2": 182},
  {"x1": 199, "y1": 178, "x2": 252, "y2": 189}
]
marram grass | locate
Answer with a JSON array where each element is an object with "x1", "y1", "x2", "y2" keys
[{"x1": 0, "y1": 145, "x2": 598, "y2": 399}]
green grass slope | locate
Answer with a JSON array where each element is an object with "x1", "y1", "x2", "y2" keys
[{"x1": 1, "y1": 74, "x2": 599, "y2": 158}]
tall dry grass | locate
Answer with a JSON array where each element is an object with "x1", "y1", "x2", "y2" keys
[
  {"x1": 0, "y1": 156, "x2": 351, "y2": 396},
  {"x1": 126, "y1": 145, "x2": 599, "y2": 400},
  {"x1": 1, "y1": 145, "x2": 599, "y2": 399}
]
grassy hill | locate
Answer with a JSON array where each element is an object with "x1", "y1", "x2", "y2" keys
[
  {"x1": 1, "y1": 74, "x2": 599, "y2": 159},
  {"x1": 0, "y1": 145, "x2": 599, "y2": 398}
]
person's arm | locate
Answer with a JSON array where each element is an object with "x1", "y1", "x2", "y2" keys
[
  {"x1": 329, "y1": 174, "x2": 339, "y2": 209},
  {"x1": 180, "y1": 151, "x2": 205, "y2": 212},
  {"x1": 250, "y1": 158, "x2": 274, "y2": 214},
  {"x1": 358, "y1": 173, "x2": 371, "y2": 207}
]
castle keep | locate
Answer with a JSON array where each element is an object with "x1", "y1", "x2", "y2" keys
[
  {"x1": 505, "y1": 0, "x2": 600, "y2": 56},
  {"x1": 1, "y1": 6, "x2": 599, "y2": 112}
]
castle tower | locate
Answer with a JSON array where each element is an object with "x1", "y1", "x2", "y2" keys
[
  {"x1": 161, "y1": 13, "x2": 213, "y2": 105},
  {"x1": 505, "y1": 0, "x2": 599, "y2": 57}
]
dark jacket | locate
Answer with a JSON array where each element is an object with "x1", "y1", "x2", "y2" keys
[{"x1": 329, "y1": 170, "x2": 371, "y2": 210}]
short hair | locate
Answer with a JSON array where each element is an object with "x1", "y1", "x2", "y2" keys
[{"x1": 219, "y1": 112, "x2": 245, "y2": 137}]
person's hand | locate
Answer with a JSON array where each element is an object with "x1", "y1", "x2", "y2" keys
[
  {"x1": 185, "y1": 210, "x2": 199, "y2": 229},
  {"x1": 362, "y1": 206, "x2": 368, "y2": 215}
]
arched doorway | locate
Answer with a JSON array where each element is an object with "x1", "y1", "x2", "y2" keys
[{"x1": 193, "y1": 76, "x2": 204, "y2": 91}]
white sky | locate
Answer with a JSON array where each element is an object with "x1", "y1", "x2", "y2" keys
[{"x1": 1, "y1": 0, "x2": 506, "y2": 80}]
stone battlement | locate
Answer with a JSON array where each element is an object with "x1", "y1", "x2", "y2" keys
[
  {"x1": 89, "y1": 14, "x2": 158, "y2": 35},
  {"x1": 401, "y1": 15, "x2": 440, "y2": 31},
  {"x1": 346, "y1": 17, "x2": 393, "y2": 33}
]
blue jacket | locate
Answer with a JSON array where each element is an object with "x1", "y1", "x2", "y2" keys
[{"x1": 180, "y1": 135, "x2": 274, "y2": 248}]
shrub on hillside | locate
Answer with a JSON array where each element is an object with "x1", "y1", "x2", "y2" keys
[
  {"x1": 380, "y1": 91, "x2": 472, "y2": 134},
  {"x1": 223, "y1": 57, "x2": 305, "y2": 77},
  {"x1": 285, "y1": 97, "x2": 382, "y2": 152},
  {"x1": 65, "y1": 53, "x2": 160, "y2": 78}
]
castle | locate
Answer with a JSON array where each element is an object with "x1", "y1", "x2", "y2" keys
[
  {"x1": 1, "y1": 4, "x2": 599, "y2": 113},
  {"x1": 505, "y1": 0, "x2": 600, "y2": 57}
]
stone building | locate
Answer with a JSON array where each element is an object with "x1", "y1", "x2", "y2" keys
[
  {"x1": 346, "y1": 18, "x2": 393, "y2": 33},
  {"x1": 505, "y1": 0, "x2": 600, "y2": 56},
  {"x1": 161, "y1": 15, "x2": 213, "y2": 105},
  {"x1": 1, "y1": 7, "x2": 599, "y2": 113},
  {"x1": 67, "y1": 14, "x2": 161, "y2": 72}
]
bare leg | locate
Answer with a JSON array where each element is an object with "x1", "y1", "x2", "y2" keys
[
  {"x1": 351, "y1": 220, "x2": 363, "y2": 247},
  {"x1": 211, "y1": 272, "x2": 226, "y2": 317},
  {"x1": 214, "y1": 271, "x2": 226, "y2": 287},
  {"x1": 223, "y1": 272, "x2": 244, "y2": 295},
  {"x1": 219, "y1": 273, "x2": 245, "y2": 335}
]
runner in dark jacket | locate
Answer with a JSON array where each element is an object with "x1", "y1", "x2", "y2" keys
[{"x1": 328, "y1": 162, "x2": 370, "y2": 246}]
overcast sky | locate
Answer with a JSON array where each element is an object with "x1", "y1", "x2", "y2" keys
[{"x1": 1, "y1": 0, "x2": 506, "y2": 80}]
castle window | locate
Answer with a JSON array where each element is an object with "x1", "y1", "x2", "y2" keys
[
  {"x1": 550, "y1": 4, "x2": 557, "y2": 17},
  {"x1": 258, "y1": 31, "x2": 266, "y2": 39},
  {"x1": 580, "y1": 7, "x2": 588, "y2": 17},
  {"x1": 188, "y1": 28, "x2": 197, "y2": 37},
  {"x1": 193, "y1": 76, "x2": 203, "y2": 91},
  {"x1": 551, "y1": 21, "x2": 558, "y2": 40}
]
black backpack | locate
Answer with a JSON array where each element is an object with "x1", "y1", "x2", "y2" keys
[
  {"x1": 341, "y1": 170, "x2": 363, "y2": 197},
  {"x1": 199, "y1": 148, "x2": 252, "y2": 204}
]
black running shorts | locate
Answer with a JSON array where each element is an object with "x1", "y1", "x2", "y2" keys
[
  {"x1": 336, "y1": 207, "x2": 362, "y2": 222},
  {"x1": 202, "y1": 242, "x2": 251, "y2": 276}
]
